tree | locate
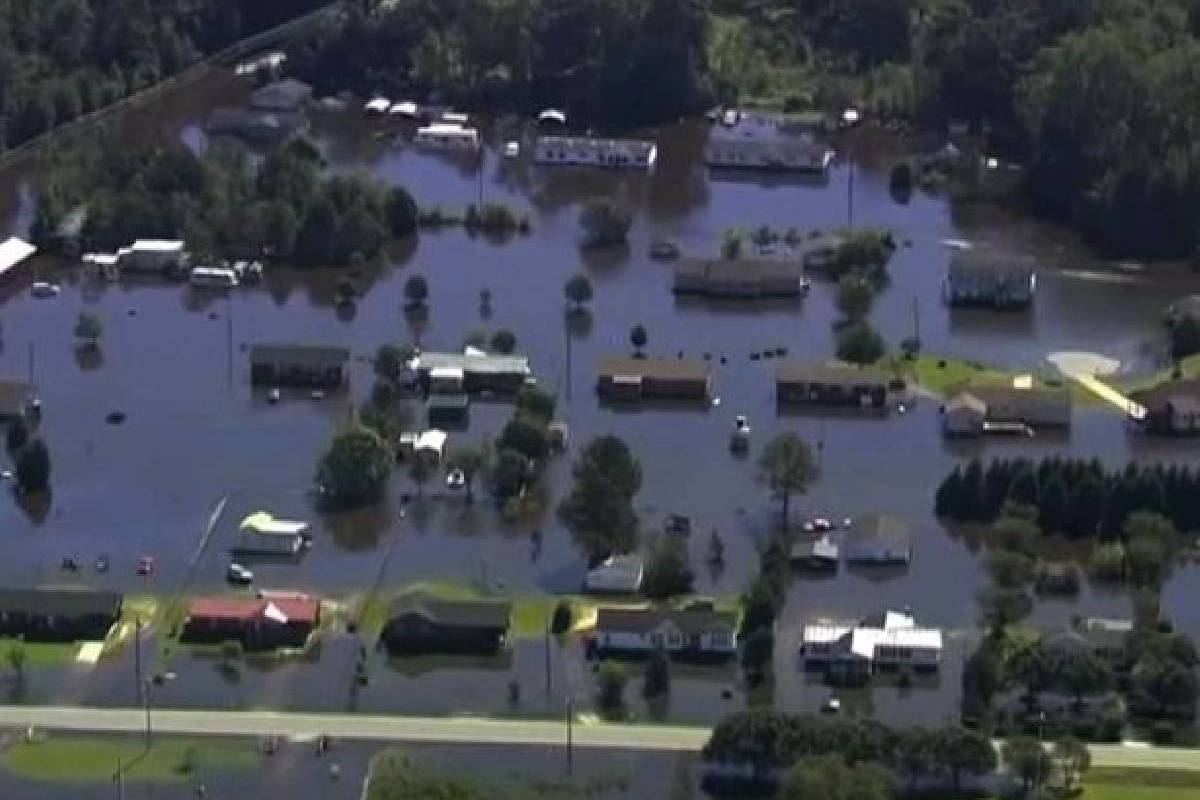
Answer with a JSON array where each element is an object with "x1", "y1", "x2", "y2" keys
[
  {"x1": 489, "y1": 329, "x2": 517, "y2": 354},
  {"x1": 386, "y1": 185, "x2": 418, "y2": 237},
  {"x1": 447, "y1": 446, "x2": 487, "y2": 504},
  {"x1": 73, "y1": 312, "x2": 102, "y2": 348},
  {"x1": 894, "y1": 727, "x2": 935, "y2": 792},
  {"x1": 781, "y1": 755, "x2": 894, "y2": 800},
  {"x1": 1046, "y1": 637, "x2": 1112, "y2": 706},
  {"x1": 516, "y1": 387, "x2": 556, "y2": 423},
  {"x1": 579, "y1": 198, "x2": 631, "y2": 248},
  {"x1": 758, "y1": 432, "x2": 817, "y2": 528},
  {"x1": 15, "y1": 439, "x2": 51, "y2": 494},
  {"x1": 5, "y1": 416, "x2": 28, "y2": 452},
  {"x1": 551, "y1": 600, "x2": 572, "y2": 635},
  {"x1": 558, "y1": 468, "x2": 638, "y2": 562},
  {"x1": 408, "y1": 449, "x2": 433, "y2": 499},
  {"x1": 629, "y1": 323, "x2": 647, "y2": 355},
  {"x1": 564, "y1": 273, "x2": 593, "y2": 309},
  {"x1": 294, "y1": 197, "x2": 339, "y2": 266},
  {"x1": 490, "y1": 447, "x2": 530, "y2": 500},
  {"x1": 836, "y1": 321, "x2": 885, "y2": 365},
  {"x1": 1053, "y1": 737, "x2": 1091, "y2": 791},
  {"x1": 836, "y1": 271, "x2": 874, "y2": 319},
  {"x1": 1131, "y1": 655, "x2": 1199, "y2": 717},
  {"x1": 642, "y1": 537, "x2": 694, "y2": 599},
  {"x1": 740, "y1": 627, "x2": 774, "y2": 680},
  {"x1": 404, "y1": 274, "x2": 429, "y2": 307},
  {"x1": 498, "y1": 417, "x2": 549, "y2": 461},
  {"x1": 1009, "y1": 640, "x2": 1052, "y2": 703},
  {"x1": 316, "y1": 425, "x2": 393, "y2": 509},
  {"x1": 1002, "y1": 735, "x2": 1050, "y2": 793},
  {"x1": 1124, "y1": 511, "x2": 1176, "y2": 586},
  {"x1": 374, "y1": 343, "x2": 407, "y2": 383},
  {"x1": 643, "y1": 647, "x2": 671, "y2": 698},
  {"x1": 596, "y1": 660, "x2": 627, "y2": 714},
  {"x1": 934, "y1": 726, "x2": 997, "y2": 794},
  {"x1": 5, "y1": 640, "x2": 25, "y2": 680}
]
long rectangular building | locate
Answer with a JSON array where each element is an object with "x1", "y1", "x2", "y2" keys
[
  {"x1": 534, "y1": 136, "x2": 657, "y2": 169},
  {"x1": 250, "y1": 344, "x2": 350, "y2": 389},
  {"x1": 775, "y1": 362, "x2": 895, "y2": 410},
  {"x1": 412, "y1": 351, "x2": 532, "y2": 395},
  {"x1": 673, "y1": 259, "x2": 807, "y2": 298},
  {"x1": 0, "y1": 588, "x2": 122, "y2": 642},
  {"x1": 597, "y1": 356, "x2": 711, "y2": 401}
]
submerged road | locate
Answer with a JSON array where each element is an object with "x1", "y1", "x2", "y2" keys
[{"x1": 0, "y1": 706, "x2": 1198, "y2": 771}]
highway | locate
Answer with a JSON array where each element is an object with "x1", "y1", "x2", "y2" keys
[{"x1": 0, "y1": 706, "x2": 1198, "y2": 771}]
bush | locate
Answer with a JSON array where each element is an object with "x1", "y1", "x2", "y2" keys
[
  {"x1": 564, "y1": 273, "x2": 593, "y2": 307},
  {"x1": 551, "y1": 600, "x2": 572, "y2": 635},
  {"x1": 516, "y1": 386, "x2": 556, "y2": 423},
  {"x1": 5, "y1": 417, "x2": 28, "y2": 452},
  {"x1": 643, "y1": 648, "x2": 670, "y2": 698},
  {"x1": 579, "y1": 198, "x2": 631, "y2": 248},
  {"x1": 642, "y1": 537, "x2": 695, "y2": 599},
  {"x1": 490, "y1": 329, "x2": 517, "y2": 354},
  {"x1": 386, "y1": 186, "x2": 419, "y2": 236},
  {"x1": 15, "y1": 439, "x2": 50, "y2": 493},
  {"x1": 836, "y1": 321, "x2": 886, "y2": 364},
  {"x1": 596, "y1": 660, "x2": 627, "y2": 714}
]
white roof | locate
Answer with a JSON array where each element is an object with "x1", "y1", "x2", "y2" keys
[
  {"x1": 0, "y1": 237, "x2": 36, "y2": 277},
  {"x1": 429, "y1": 366, "x2": 464, "y2": 380},
  {"x1": 415, "y1": 429, "x2": 447, "y2": 455},
  {"x1": 802, "y1": 610, "x2": 942, "y2": 658},
  {"x1": 131, "y1": 239, "x2": 184, "y2": 253},
  {"x1": 240, "y1": 511, "x2": 310, "y2": 536},
  {"x1": 262, "y1": 602, "x2": 289, "y2": 624},
  {"x1": 365, "y1": 97, "x2": 390, "y2": 113},
  {"x1": 389, "y1": 101, "x2": 419, "y2": 116},
  {"x1": 415, "y1": 351, "x2": 530, "y2": 376},
  {"x1": 82, "y1": 252, "x2": 121, "y2": 266},
  {"x1": 418, "y1": 123, "x2": 476, "y2": 135},
  {"x1": 441, "y1": 112, "x2": 469, "y2": 124},
  {"x1": 538, "y1": 109, "x2": 567, "y2": 124},
  {"x1": 801, "y1": 623, "x2": 853, "y2": 645}
]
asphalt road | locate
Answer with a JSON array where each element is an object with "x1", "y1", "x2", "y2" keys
[{"x1": 0, "y1": 706, "x2": 1197, "y2": 771}]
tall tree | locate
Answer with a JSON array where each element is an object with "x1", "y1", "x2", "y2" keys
[{"x1": 757, "y1": 432, "x2": 818, "y2": 528}]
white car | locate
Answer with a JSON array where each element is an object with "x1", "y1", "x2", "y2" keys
[
  {"x1": 445, "y1": 469, "x2": 466, "y2": 490},
  {"x1": 30, "y1": 281, "x2": 61, "y2": 298},
  {"x1": 503, "y1": 141, "x2": 520, "y2": 159},
  {"x1": 822, "y1": 696, "x2": 842, "y2": 714},
  {"x1": 811, "y1": 518, "x2": 833, "y2": 532},
  {"x1": 227, "y1": 563, "x2": 254, "y2": 585}
]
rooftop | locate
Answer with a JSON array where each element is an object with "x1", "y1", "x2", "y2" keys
[
  {"x1": 0, "y1": 237, "x2": 36, "y2": 278},
  {"x1": 0, "y1": 588, "x2": 122, "y2": 618},
  {"x1": 414, "y1": 351, "x2": 530, "y2": 376},
  {"x1": 188, "y1": 594, "x2": 319, "y2": 625},
  {"x1": 0, "y1": 380, "x2": 34, "y2": 417},
  {"x1": 775, "y1": 361, "x2": 891, "y2": 386},
  {"x1": 249, "y1": 78, "x2": 313, "y2": 112},
  {"x1": 597, "y1": 356, "x2": 710, "y2": 382},
  {"x1": 249, "y1": 344, "x2": 350, "y2": 369},
  {"x1": 594, "y1": 605, "x2": 737, "y2": 635},
  {"x1": 387, "y1": 594, "x2": 512, "y2": 628},
  {"x1": 947, "y1": 252, "x2": 1035, "y2": 279}
]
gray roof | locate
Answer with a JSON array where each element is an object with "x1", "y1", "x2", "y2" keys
[
  {"x1": 790, "y1": 535, "x2": 839, "y2": 562},
  {"x1": 250, "y1": 344, "x2": 350, "y2": 370},
  {"x1": 249, "y1": 79, "x2": 314, "y2": 112},
  {"x1": 0, "y1": 380, "x2": 34, "y2": 417},
  {"x1": 388, "y1": 595, "x2": 512, "y2": 629},
  {"x1": 598, "y1": 356, "x2": 710, "y2": 382},
  {"x1": 595, "y1": 605, "x2": 737, "y2": 636},
  {"x1": 0, "y1": 588, "x2": 122, "y2": 618},
  {"x1": 775, "y1": 362, "x2": 890, "y2": 387},
  {"x1": 675, "y1": 258, "x2": 804, "y2": 281},
  {"x1": 947, "y1": 253, "x2": 1035, "y2": 280},
  {"x1": 969, "y1": 385, "x2": 1071, "y2": 417},
  {"x1": 846, "y1": 514, "x2": 912, "y2": 559},
  {"x1": 415, "y1": 352, "x2": 530, "y2": 376},
  {"x1": 1131, "y1": 378, "x2": 1200, "y2": 408}
]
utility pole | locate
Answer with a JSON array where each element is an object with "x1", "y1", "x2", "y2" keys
[
  {"x1": 115, "y1": 757, "x2": 124, "y2": 800},
  {"x1": 133, "y1": 618, "x2": 142, "y2": 694},
  {"x1": 544, "y1": 622, "x2": 552, "y2": 696},
  {"x1": 913, "y1": 296, "x2": 921, "y2": 345},
  {"x1": 565, "y1": 694, "x2": 573, "y2": 774}
]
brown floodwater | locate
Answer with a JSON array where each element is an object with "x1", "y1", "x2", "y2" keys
[{"x1": 0, "y1": 68, "x2": 1197, "y2": 724}]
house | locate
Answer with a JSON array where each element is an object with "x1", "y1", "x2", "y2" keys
[
  {"x1": 249, "y1": 344, "x2": 350, "y2": 389},
  {"x1": 592, "y1": 602, "x2": 738, "y2": 658},
  {"x1": 534, "y1": 136, "x2": 657, "y2": 169},
  {"x1": 0, "y1": 588, "x2": 122, "y2": 642},
  {"x1": 968, "y1": 385, "x2": 1072, "y2": 430},
  {"x1": 584, "y1": 554, "x2": 645, "y2": 593},
  {"x1": 206, "y1": 107, "x2": 307, "y2": 142},
  {"x1": 380, "y1": 595, "x2": 512, "y2": 655},
  {"x1": 672, "y1": 259, "x2": 807, "y2": 298},
  {"x1": 427, "y1": 394, "x2": 469, "y2": 429},
  {"x1": 181, "y1": 593, "x2": 320, "y2": 650},
  {"x1": 411, "y1": 351, "x2": 532, "y2": 395},
  {"x1": 1130, "y1": 380, "x2": 1200, "y2": 435},
  {"x1": 845, "y1": 514, "x2": 912, "y2": 566},
  {"x1": 775, "y1": 363, "x2": 895, "y2": 410},
  {"x1": 597, "y1": 357, "x2": 711, "y2": 402},
  {"x1": 1077, "y1": 617, "x2": 1133, "y2": 665},
  {"x1": 0, "y1": 237, "x2": 37, "y2": 281},
  {"x1": 944, "y1": 253, "x2": 1035, "y2": 309},
  {"x1": 942, "y1": 392, "x2": 988, "y2": 437},
  {"x1": 705, "y1": 136, "x2": 834, "y2": 173},
  {"x1": 249, "y1": 79, "x2": 314, "y2": 113},
  {"x1": 121, "y1": 240, "x2": 188, "y2": 274},
  {"x1": 801, "y1": 610, "x2": 942, "y2": 678},
  {"x1": 0, "y1": 380, "x2": 35, "y2": 421},
  {"x1": 789, "y1": 534, "x2": 839, "y2": 570},
  {"x1": 230, "y1": 530, "x2": 307, "y2": 557}
]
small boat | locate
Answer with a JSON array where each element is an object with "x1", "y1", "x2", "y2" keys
[
  {"x1": 364, "y1": 96, "x2": 390, "y2": 116},
  {"x1": 267, "y1": 388, "x2": 281, "y2": 404},
  {"x1": 31, "y1": 281, "x2": 61, "y2": 298},
  {"x1": 136, "y1": 555, "x2": 155, "y2": 576},
  {"x1": 445, "y1": 468, "x2": 466, "y2": 489},
  {"x1": 721, "y1": 109, "x2": 740, "y2": 127},
  {"x1": 95, "y1": 554, "x2": 109, "y2": 573},
  {"x1": 730, "y1": 415, "x2": 750, "y2": 453},
  {"x1": 648, "y1": 239, "x2": 680, "y2": 261},
  {"x1": 503, "y1": 141, "x2": 520, "y2": 159},
  {"x1": 822, "y1": 696, "x2": 842, "y2": 714}
]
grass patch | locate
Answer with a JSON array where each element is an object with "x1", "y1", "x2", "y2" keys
[
  {"x1": 1114, "y1": 353, "x2": 1200, "y2": 395},
  {"x1": 1, "y1": 736, "x2": 259, "y2": 784},
  {"x1": 1083, "y1": 767, "x2": 1200, "y2": 799},
  {"x1": 904, "y1": 355, "x2": 1014, "y2": 397},
  {"x1": 0, "y1": 639, "x2": 77, "y2": 666}
]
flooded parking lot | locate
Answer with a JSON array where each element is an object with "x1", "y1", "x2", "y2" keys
[{"x1": 0, "y1": 68, "x2": 1198, "y2": 725}]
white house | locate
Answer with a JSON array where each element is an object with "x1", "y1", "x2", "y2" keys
[
  {"x1": 801, "y1": 610, "x2": 942, "y2": 676},
  {"x1": 414, "y1": 123, "x2": 480, "y2": 151},
  {"x1": 534, "y1": 136, "x2": 657, "y2": 169},
  {"x1": 594, "y1": 603, "x2": 737, "y2": 658},
  {"x1": 0, "y1": 237, "x2": 36, "y2": 281},
  {"x1": 584, "y1": 554, "x2": 644, "y2": 593}
]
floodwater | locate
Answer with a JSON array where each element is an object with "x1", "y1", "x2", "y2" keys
[{"x1": 0, "y1": 68, "x2": 1198, "y2": 725}]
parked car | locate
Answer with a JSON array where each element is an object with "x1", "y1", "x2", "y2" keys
[
  {"x1": 227, "y1": 563, "x2": 254, "y2": 585},
  {"x1": 94, "y1": 554, "x2": 109, "y2": 573},
  {"x1": 445, "y1": 468, "x2": 466, "y2": 490},
  {"x1": 31, "y1": 281, "x2": 61, "y2": 298}
]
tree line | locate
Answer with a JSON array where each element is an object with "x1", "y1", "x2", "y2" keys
[
  {"x1": 935, "y1": 456, "x2": 1200, "y2": 540},
  {"x1": 33, "y1": 135, "x2": 418, "y2": 266},
  {"x1": 0, "y1": 0, "x2": 325, "y2": 151}
]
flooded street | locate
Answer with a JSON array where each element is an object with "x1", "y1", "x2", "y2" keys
[{"x1": 0, "y1": 68, "x2": 1198, "y2": 725}]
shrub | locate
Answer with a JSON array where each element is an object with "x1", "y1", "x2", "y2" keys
[{"x1": 551, "y1": 600, "x2": 572, "y2": 635}]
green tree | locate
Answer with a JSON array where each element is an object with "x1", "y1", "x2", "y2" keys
[
  {"x1": 757, "y1": 432, "x2": 817, "y2": 528},
  {"x1": 564, "y1": 273, "x2": 593, "y2": 309},
  {"x1": 316, "y1": 425, "x2": 393, "y2": 509},
  {"x1": 374, "y1": 343, "x2": 408, "y2": 383},
  {"x1": 516, "y1": 387, "x2": 556, "y2": 423},
  {"x1": 629, "y1": 323, "x2": 647, "y2": 354},
  {"x1": 1053, "y1": 736, "x2": 1091, "y2": 792},
  {"x1": 551, "y1": 600, "x2": 572, "y2": 635},
  {"x1": 15, "y1": 439, "x2": 51, "y2": 494},
  {"x1": 1009, "y1": 640, "x2": 1052, "y2": 703},
  {"x1": 934, "y1": 726, "x2": 997, "y2": 794},
  {"x1": 643, "y1": 647, "x2": 670, "y2": 698},
  {"x1": 5, "y1": 640, "x2": 25, "y2": 680},
  {"x1": 579, "y1": 198, "x2": 631, "y2": 248},
  {"x1": 293, "y1": 196, "x2": 339, "y2": 266},
  {"x1": 73, "y1": 312, "x2": 102, "y2": 348},
  {"x1": 498, "y1": 417, "x2": 549, "y2": 461},
  {"x1": 386, "y1": 185, "x2": 419, "y2": 237},
  {"x1": 489, "y1": 329, "x2": 517, "y2": 354},
  {"x1": 740, "y1": 627, "x2": 774, "y2": 680},
  {"x1": 596, "y1": 660, "x2": 627, "y2": 714},
  {"x1": 642, "y1": 537, "x2": 694, "y2": 599},
  {"x1": 1171, "y1": 315, "x2": 1200, "y2": 360},
  {"x1": 447, "y1": 446, "x2": 487, "y2": 504},
  {"x1": 1046, "y1": 637, "x2": 1112, "y2": 706},
  {"x1": 490, "y1": 447, "x2": 530, "y2": 500},
  {"x1": 781, "y1": 755, "x2": 894, "y2": 800},
  {"x1": 403, "y1": 274, "x2": 429, "y2": 307},
  {"x1": 836, "y1": 271, "x2": 875, "y2": 319},
  {"x1": 836, "y1": 321, "x2": 885, "y2": 365},
  {"x1": 5, "y1": 416, "x2": 28, "y2": 452},
  {"x1": 408, "y1": 449, "x2": 434, "y2": 499},
  {"x1": 1002, "y1": 734, "x2": 1050, "y2": 793}
]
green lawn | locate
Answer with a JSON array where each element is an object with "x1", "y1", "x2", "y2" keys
[
  {"x1": 904, "y1": 355, "x2": 1014, "y2": 397},
  {"x1": 0, "y1": 639, "x2": 77, "y2": 666},
  {"x1": 1083, "y1": 767, "x2": 1200, "y2": 800},
  {"x1": 1114, "y1": 353, "x2": 1200, "y2": 395},
  {"x1": 1, "y1": 736, "x2": 259, "y2": 783}
]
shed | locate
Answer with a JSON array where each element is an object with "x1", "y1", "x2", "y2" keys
[
  {"x1": 412, "y1": 351, "x2": 531, "y2": 395},
  {"x1": 230, "y1": 531, "x2": 306, "y2": 557},
  {"x1": 673, "y1": 259, "x2": 806, "y2": 298},
  {"x1": 942, "y1": 391, "x2": 987, "y2": 437},
  {"x1": 0, "y1": 588, "x2": 122, "y2": 642},
  {"x1": 597, "y1": 356, "x2": 711, "y2": 401},
  {"x1": 380, "y1": 595, "x2": 512, "y2": 655},
  {"x1": 945, "y1": 253, "x2": 1035, "y2": 309},
  {"x1": 845, "y1": 514, "x2": 912, "y2": 566},
  {"x1": 250, "y1": 344, "x2": 350, "y2": 389},
  {"x1": 971, "y1": 384, "x2": 1071, "y2": 429}
]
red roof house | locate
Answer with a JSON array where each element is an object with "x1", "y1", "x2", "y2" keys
[{"x1": 182, "y1": 593, "x2": 319, "y2": 650}]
